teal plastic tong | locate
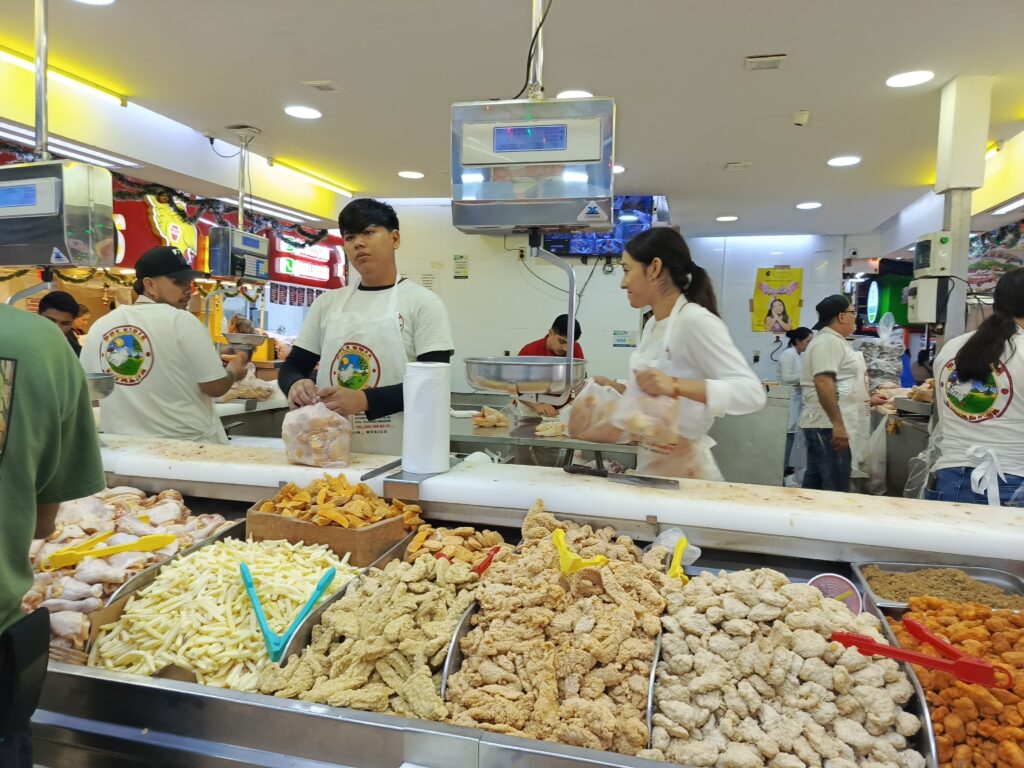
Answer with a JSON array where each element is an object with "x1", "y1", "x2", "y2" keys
[{"x1": 240, "y1": 563, "x2": 336, "y2": 662}]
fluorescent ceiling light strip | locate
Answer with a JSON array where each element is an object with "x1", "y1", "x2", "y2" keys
[
  {"x1": 0, "y1": 130, "x2": 111, "y2": 168},
  {"x1": 0, "y1": 120, "x2": 138, "y2": 166},
  {"x1": 992, "y1": 197, "x2": 1024, "y2": 215},
  {"x1": 216, "y1": 196, "x2": 316, "y2": 222},
  {"x1": 269, "y1": 159, "x2": 353, "y2": 197},
  {"x1": 0, "y1": 45, "x2": 127, "y2": 106}
]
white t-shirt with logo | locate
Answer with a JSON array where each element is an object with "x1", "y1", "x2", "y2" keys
[
  {"x1": 295, "y1": 281, "x2": 453, "y2": 365},
  {"x1": 934, "y1": 327, "x2": 1024, "y2": 476},
  {"x1": 82, "y1": 297, "x2": 229, "y2": 443}
]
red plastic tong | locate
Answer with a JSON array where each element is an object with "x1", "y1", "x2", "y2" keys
[
  {"x1": 433, "y1": 545, "x2": 502, "y2": 576},
  {"x1": 831, "y1": 618, "x2": 1015, "y2": 689}
]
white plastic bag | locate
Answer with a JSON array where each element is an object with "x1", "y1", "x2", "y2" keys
[
  {"x1": 651, "y1": 527, "x2": 703, "y2": 566},
  {"x1": 612, "y1": 381, "x2": 680, "y2": 445},
  {"x1": 862, "y1": 312, "x2": 904, "y2": 392},
  {"x1": 567, "y1": 380, "x2": 631, "y2": 444},
  {"x1": 218, "y1": 364, "x2": 277, "y2": 403},
  {"x1": 864, "y1": 417, "x2": 888, "y2": 495},
  {"x1": 282, "y1": 402, "x2": 352, "y2": 468}
]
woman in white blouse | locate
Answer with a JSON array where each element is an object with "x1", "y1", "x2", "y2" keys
[
  {"x1": 617, "y1": 228, "x2": 767, "y2": 479},
  {"x1": 779, "y1": 327, "x2": 813, "y2": 474}
]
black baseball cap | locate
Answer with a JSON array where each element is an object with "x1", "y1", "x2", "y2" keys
[
  {"x1": 135, "y1": 246, "x2": 208, "y2": 281},
  {"x1": 813, "y1": 294, "x2": 853, "y2": 330}
]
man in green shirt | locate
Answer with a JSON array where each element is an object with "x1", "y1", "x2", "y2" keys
[{"x1": 0, "y1": 304, "x2": 105, "y2": 766}]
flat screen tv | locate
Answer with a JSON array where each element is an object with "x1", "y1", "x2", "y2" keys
[{"x1": 543, "y1": 195, "x2": 654, "y2": 257}]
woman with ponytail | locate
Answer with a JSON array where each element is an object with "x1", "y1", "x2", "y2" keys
[
  {"x1": 617, "y1": 227, "x2": 766, "y2": 479},
  {"x1": 929, "y1": 268, "x2": 1024, "y2": 506}
]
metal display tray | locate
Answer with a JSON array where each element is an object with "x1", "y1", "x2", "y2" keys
[
  {"x1": 862, "y1": 595, "x2": 940, "y2": 768},
  {"x1": 893, "y1": 397, "x2": 933, "y2": 417},
  {"x1": 852, "y1": 561, "x2": 1024, "y2": 611}
]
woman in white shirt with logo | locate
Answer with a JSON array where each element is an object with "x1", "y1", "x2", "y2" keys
[
  {"x1": 618, "y1": 228, "x2": 766, "y2": 479},
  {"x1": 928, "y1": 268, "x2": 1024, "y2": 506}
]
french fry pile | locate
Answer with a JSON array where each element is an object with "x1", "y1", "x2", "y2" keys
[
  {"x1": 259, "y1": 473, "x2": 425, "y2": 531},
  {"x1": 405, "y1": 524, "x2": 512, "y2": 569}
]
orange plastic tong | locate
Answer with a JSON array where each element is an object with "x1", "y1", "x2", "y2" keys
[{"x1": 831, "y1": 618, "x2": 1014, "y2": 689}]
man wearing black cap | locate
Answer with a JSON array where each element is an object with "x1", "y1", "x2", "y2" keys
[
  {"x1": 81, "y1": 246, "x2": 247, "y2": 443},
  {"x1": 798, "y1": 294, "x2": 860, "y2": 492}
]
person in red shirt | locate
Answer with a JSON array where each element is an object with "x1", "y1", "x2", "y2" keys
[{"x1": 519, "y1": 314, "x2": 584, "y2": 359}]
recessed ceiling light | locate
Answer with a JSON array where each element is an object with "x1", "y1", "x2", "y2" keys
[
  {"x1": 885, "y1": 70, "x2": 934, "y2": 88},
  {"x1": 556, "y1": 90, "x2": 593, "y2": 99},
  {"x1": 612, "y1": 165, "x2": 625, "y2": 174},
  {"x1": 716, "y1": 216, "x2": 739, "y2": 222},
  {"x1": 827, "y1": 155, "x2": 861, "y2": 167},
  {"x1": 73, "y1": 0, "x2": 116, "y2": 4},
  {"x1": 398, "y1": 170, "x2": 425, "y2": 179},
  {"x1": 284, "y1": 105, "x2": 321, "y2": 119},
  {"x1": 796, "y1": 201, "x2": 822, "y2": 210}
]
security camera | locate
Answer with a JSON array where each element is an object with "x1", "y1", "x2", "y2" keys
[
  {"x1": 792, "y1": 110, "x2": 810, "y2": 127},
  {"x1": 850, "y1": 249, "x2": 859, "y2": 258}
]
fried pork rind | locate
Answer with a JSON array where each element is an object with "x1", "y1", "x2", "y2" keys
[
  {"x1": 262, "y1": 473, "x2": 423, "y2": 530},
  {"x1": 404, "y1": 524, "x2": 514, "y2": 569},
  {"x1": 445, "y1": 501, "x2": 679, "y2": 756},
  {"x1": 258, "y1": 556, "x2": 479, "y2": 721},
  {"x1": 647, "y1": 568, "x2": 927, "y2": 767}
]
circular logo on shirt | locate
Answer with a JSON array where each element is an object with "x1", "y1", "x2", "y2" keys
[
  {"x1": 938, "y1": 358, "x2": 1013, "y2": 423},
  {"x1": 330, "y1": 342, "x2": 380, "y2": 391},
  {"x1": 101, "y1": 325, "x2": 154, "y2": 385}
]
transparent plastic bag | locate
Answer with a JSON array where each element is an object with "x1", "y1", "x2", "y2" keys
[
  {"x1": 282, "y1": 402, "x2": 352, "y2": 468},
  {"x1": 864, "y1": 417, "x2": 888, "y2": 495},
  {"x1": 862, "y1": 312, "x2": 905, "y2": 392},
  {"x1": 567, "y1": 380, "x2": 631, "y2": 444},
  {"x1": 651, "y1": 527, "x2": 703, "y2": 567},
  {"x1": 611, "y1": 382, "x2": 680, "y2": 445},
  {"x1": 218, "y1": 364, "x2": 277, "y2": 403}
]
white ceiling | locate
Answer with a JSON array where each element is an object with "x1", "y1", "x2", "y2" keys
[{"x1": 2, "y1": 0, "x2": 1023, "y2": 237}]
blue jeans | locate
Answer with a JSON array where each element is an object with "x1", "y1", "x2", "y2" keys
[
  {"x1": 925, "y1": 466, "x2": 1024, "y2": 506},
  {"x1": 801, "y1": 428, "x2": 852, "y2": 493}
]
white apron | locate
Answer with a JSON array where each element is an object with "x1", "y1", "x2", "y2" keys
[
  {"x1": 847, "y1": 352, "x2": 871, "y2": 480},
  {"x1": 631, "y1": 298, "x2": 721, "y2": 481},
  {"x1": 316, "y1": 282, "x2": 407, "y2": 456}
]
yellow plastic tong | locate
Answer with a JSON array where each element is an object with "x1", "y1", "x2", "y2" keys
[
  {"x1": 40, "y1": 529, "x2": 177, "y2": 572},
  {"x1": 667, "y1": 536, "x2": 690, "y2": 585},
  {"x1": 552, "y1": 528, "x2": 608, "y2": 575}
]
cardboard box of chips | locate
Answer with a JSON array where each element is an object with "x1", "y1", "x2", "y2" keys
[{"x1": 246, "y1": 475, "x2": 421, "y2": 567}]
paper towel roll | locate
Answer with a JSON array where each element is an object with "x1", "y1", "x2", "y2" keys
[{"x1": 402, "y1": 362, "x2": 451, "y2": 474}]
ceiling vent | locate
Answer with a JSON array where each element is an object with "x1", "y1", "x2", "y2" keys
[
  {"x1": 744, "y1": 54, "x2": 787, "y2": 71},
  {"x1": 302, "y1": 80, "x2": 341, "y2": 93},
  {"x1": 724, "y1": 162, "x2": 753, "y2": 172}
]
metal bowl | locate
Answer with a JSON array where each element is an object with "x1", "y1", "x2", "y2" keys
[
  {"x1": 223, "y1": 332, "x2": 265, "y2": 349},
  {"x1": 85, "y1": 372, "x2": 115, "y2": 401},
  {"x1": 465, "y1": 356, "x2": 586, "y2": 395}
]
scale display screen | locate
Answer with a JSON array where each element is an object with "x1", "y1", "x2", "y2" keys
[
  {"x1": 241, "y1": 234, "x2": 262, "y2": 250},
  {"x1": 0, "y1": 183, "x2": 38, "y2": 209},
  {"x1": 493, "y1": 124, "x2": 567, "y2": 153}
]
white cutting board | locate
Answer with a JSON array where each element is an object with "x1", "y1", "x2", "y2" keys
[
  {"x1": 101, "y1": 435, "x2": 397, "y2": 495},
  {"x1": 417, "y1": 462, "x2": 1024, "y2": 561}
]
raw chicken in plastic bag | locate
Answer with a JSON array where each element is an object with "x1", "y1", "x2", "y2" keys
[
  {"x1": 566, "y1": 380, "x2": 631, "y2": 444},
  {"x1": 218, "y1": 364, "x2": 277, "y2": 403},
  {"x1": 861, "y1": 312, "x2": 904, "y2": 392},
  {"x1": 611, "y1": 379, "x2": 680, "y2": 445},
  {"x1": 282, "y1": 402, "x2": 352, "y2": 468}
]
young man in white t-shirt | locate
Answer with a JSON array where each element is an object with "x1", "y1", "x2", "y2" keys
[
  {"x1": 280, "y1": 199, "x2": 454, "y2": 422},
  {"x1": 82, "y1": 247, "x2": 247, "y2": 444}
]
